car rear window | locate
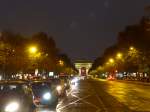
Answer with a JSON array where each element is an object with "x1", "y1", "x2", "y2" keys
[
  {"x1": 0, "y1": 84, "x2": 26, "y2": 94},
  {"x1": 31, "y1": 83, "x2": 51, "y2": 96}
]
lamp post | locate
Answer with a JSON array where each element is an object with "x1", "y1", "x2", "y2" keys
[
  {"x1": 59, "y1": 60, "x2": 64, "y2": 66},
  {"x1": 130, "y1": 46, "x2": 134, "y2": 50},
  {"x1": 29, "y1": 46, "x2": 37, "y2": 54},
  {"x1": 109, "y1": 58, "x2": 114, "y2": 64},
  {"x1": 116, "y1": 53, "x2": 123, "y2": 59},
  {"x1": 28, "y1": 46, "x2": 39, "y2": 75}
]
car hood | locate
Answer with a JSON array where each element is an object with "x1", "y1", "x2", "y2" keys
[{"x1": 0, "y1": 92, "x2": 22, "y2": 107}]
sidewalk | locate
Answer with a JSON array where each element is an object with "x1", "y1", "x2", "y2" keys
[
  {"x1": 92, "y1": 77, "x2": 150, "y2": 86},
  {"x1": 116, "y1": 79, "x2": 150, "y2": 86}
]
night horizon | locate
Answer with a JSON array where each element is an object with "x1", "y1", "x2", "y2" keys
[
  {"x1": 1, "y1": 1, "x2": 150, "y2": 112},
  {"x1": 0, "y1": 0, "x2": 150, "y2": 61}
]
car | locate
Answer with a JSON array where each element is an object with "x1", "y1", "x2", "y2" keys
[
  {"x1": 59, "y1": 76, "x2": 70, "y2": 90},
  {"x1": 47, "y1": 78, "x2": 65, "y2": 97},
  {"x1": 0, "y1": 80, "x2": 34, "y2": 112},
  {"x1": 50, "y1": 77, "x2": 70, "y2": 97},
  {"x1": 71, "y1": 76, "x2": 79, "y2": 85},
  {"x1": 30, "y1": 80, "x2": 58, "y2": 109},
  {"x1": 41, "y1": 79, "x2": 65, "y2": 97}
]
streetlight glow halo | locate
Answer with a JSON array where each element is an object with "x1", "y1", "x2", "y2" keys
[{"x1": 29, "y1": 46, "x2": 37, "y2": 54}]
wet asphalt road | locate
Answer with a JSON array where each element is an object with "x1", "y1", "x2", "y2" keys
[
  {"x1": 57, "y1": 79, "x2": 106, "y2": 112},
  {"x1": 90, "y1": 79, "x2": 150, "y2": 112},
  {"x1": 58, "y1": 78, "x2": 150, "y2": 112},
  {"x1": 36, "y1": 79, "x2": 150, "y2": 112}
]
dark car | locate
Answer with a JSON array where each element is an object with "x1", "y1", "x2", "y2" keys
[
  {"x1": 59, "y1": 76, "x2": 70, "y2": 90},
  {"x1": 49, "y1": 78, "x2": 69, "y2": 97},
  {"x1": 30, "y1": 81, "x2": 58, "y2": 109},
  {"x1": 0, "y1": 80, "x2": 34, "y2": 112}
]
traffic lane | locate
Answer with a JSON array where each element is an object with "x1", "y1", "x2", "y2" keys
[
  {"x1": 90, "y1": 79, "x2": 150, "y2": 112},
  {"x1": 103, "y1": 80, "x2": 150, "y2": 111},
  {"x1": 34, "y1": 108, "x2": 56, "y2": 112},
  {"x1": 57, "y1": 80, "x2": 107, "y2": 112}
]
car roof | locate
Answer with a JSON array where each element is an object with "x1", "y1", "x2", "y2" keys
[
  {"x1": 30, "y1": 80, "x2": 51, "y2": 84},
  {"x1": 0, "y1": 80, "x2": 28, "y2": 85}
]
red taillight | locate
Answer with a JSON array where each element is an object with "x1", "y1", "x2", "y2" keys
[
  {"x1": 33, "y1": 97, "x2": 41, "y2": 104},
  {"x1": 107, "y1": 76, "x2": 115, "y2": 80}
]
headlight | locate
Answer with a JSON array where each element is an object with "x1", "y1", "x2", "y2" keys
[
  {"x1": 5, "y1": 102, "x2": 19, "y2": 112},
  {"x1": 71, "y1": 78, "x2": 78, "y2": 83},
  {"x1": 56, "y1": 85, "x2": 62, "y2": 91},
  {"x1": 43, "y1": 92, "x2": 51, "y2": 100},
  {"x1": 64, "y1": 83, "x2": 67, "y2": 86}
]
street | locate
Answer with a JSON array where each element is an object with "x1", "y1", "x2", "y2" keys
[
  {"x1": 56, "y1": 79, "x2": 150, "y2": 112},
  {"x1": 57, "y1": 79, "x2": 106, "y2": 112}
]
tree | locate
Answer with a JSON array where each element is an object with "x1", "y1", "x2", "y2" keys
[
  {"x1": 0, "y1": 31, "x2": 28, "y2": 78},
  {"x1": 91, "y1": 16, "x2": 150, "y2": 79},
  {"x1": 28, "y1": 32, "x2": 59, "y2": 72},
  {"x1": 56, "y1": 54, "x2": 77, "y2": 75}
]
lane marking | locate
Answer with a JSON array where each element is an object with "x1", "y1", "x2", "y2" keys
[
  {"x1": 71, "y1": 88, "x2": 101, "y2": 111},
  {"x1": 90, "y1": 81, "x2": 108, "y2": 112},
  {"x1": 57, "y1": 95, "x2": 91, "y2": 110},
  {"x1": 57, "y1": 81, "x2": 107, "y2": 112}
]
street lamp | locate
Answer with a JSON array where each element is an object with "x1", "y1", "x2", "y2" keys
[
  {"x1": 28, "y1": 46, "x2": 39, "y2": 76},
  {"x1": 29, "y1": 46, "x2": 37, "y2": 54},
  {"x1": 109, "y1": 58, "x2": 114, "y2": 63},
  {"x1": 129, "y1": 46, "x2": 138, "y2": 56},
  {"x1": 59, "y1": 60, "x2": 64, "y2": 66},
  {"x1": 116, "y1": 53, "x2": 123, "y2": 59},
  {"x1": 130, "y1": 46, "x2": 134, "y2": 50}
]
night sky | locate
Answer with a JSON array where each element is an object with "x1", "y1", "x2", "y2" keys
[{"x1": 0, "y1": 0, "x2": 150, "y2": 61}]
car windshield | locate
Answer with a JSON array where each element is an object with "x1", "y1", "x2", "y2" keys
[{"x1": 31, "y1": 83, "x2": 50, "y2": 96}]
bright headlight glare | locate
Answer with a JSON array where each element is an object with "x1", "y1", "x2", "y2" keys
[
  {"x1": 43, "y1": 92, "x2": 51, "y2": 100},
  {"x1": 71, "y1": 78, "x2": 78, "y2": 83},
  {"x1": 56, "y1": 85, "x2": 62, "y2": 91},
  {"x1": 64, "y1": 83, "x2": 67, "y2": 86},
  {"x1": 5, "y1": 102, "x2": 19, "y2": 112}
]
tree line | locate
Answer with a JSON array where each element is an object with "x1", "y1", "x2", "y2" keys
[
  {"x1": 0, "y1": 31, "x2": 77, "y2": 78},
  {"x1": 90, "y1": 16, "x2": 150, "y2": 81}
]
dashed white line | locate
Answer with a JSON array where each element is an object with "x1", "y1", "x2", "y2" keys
[{"x1": 57, "y1": 81, "x2": 107, "y2": 112}]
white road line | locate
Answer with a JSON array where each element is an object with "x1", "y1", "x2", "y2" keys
[
  {"x1": 71, "y1": 91, "x2": 101, "y2": 111},
  {"x1": 57, "y1": 81, "x2": 107, "y2": 112},
  {"x1": 70, "y1": 83, "x2": 102, "y2": 111},
  {"x1": 95, "y1": 94, "x2": 108, "y2": 112},
  {"x1": 92, "y1": 85, "x2": 108, "y2": 112},
  {"x1": 85, "y1": 80, "x2": 108, "y2": 112},
  {"x1": 57, "y1": 95, "x2": 91, "y2": 110}
]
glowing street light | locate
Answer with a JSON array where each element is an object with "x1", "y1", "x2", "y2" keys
[
  {"x1": 116, "y1": 53, "x2": 123, "y2": 59},
  {"x1": 130, "y1": 46, "x2": 134, "y2": 50},
  {"x1": 29, "y1": 46, "x2": 37, "y2": 54},
  {"x1": 59, "y1": 60, "x2": 64, "y2": 66},
  {"x1": 109, "y1": 58, "x2": 114, "y2": 63}
]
